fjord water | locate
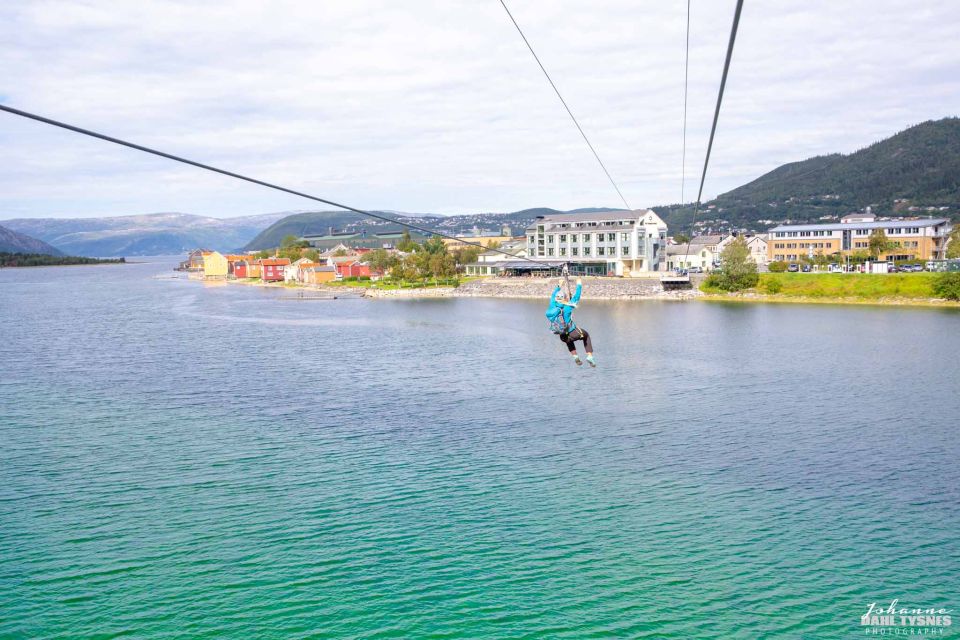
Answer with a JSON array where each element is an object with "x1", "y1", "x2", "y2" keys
[{"x1": 2, "y1": 259, "x2": 958, "y2": 639}]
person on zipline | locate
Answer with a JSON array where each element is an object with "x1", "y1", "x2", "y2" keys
[{"x1": 546, "y1": 277, "x2": 595, "y2": 367}]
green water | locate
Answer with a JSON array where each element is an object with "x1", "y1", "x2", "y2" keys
[{"x1": 1, "y1": 259, "x2": 957, "y2": 638}]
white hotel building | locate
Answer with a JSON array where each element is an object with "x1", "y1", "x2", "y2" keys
[{"x1": 525, "y1": 210, "x2": 668, "y2": 276}]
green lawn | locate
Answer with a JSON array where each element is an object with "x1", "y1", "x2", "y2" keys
[{"x1": 704, "y1": 272, "x2": 940, "y2": 299}]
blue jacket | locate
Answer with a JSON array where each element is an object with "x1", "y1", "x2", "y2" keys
[{"x1": 546, "y1": 284, "x2": 581, "y2": 332}]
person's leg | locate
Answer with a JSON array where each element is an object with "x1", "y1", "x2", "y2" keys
[
  {"x1": 578, "y1": 328, "x2": 596, "y2": 366},
  {"x1": 559, "y1": 332, "x2": 581, "y2": 364}
]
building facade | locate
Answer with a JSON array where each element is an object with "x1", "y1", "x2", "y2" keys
[
  {"x1": 201, "y1": 251, "x2": 228, "y2": 278},
  {"x1": 768, "y1": 215, "x2": 952, "y2": 263},
  {"x1": 525, "y1": 210, "x2": 668, "y2": 276},
  {"x1": 665, "y1": 244, "x2": 715, "y2": 271}
]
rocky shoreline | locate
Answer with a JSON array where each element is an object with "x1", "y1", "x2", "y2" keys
[{"x1": 362, "y1": 276, "x2": 703, "y2": 301}]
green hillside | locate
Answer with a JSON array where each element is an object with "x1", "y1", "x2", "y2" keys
[{"x1": 708, "y1": 117, "x2": 960, "y2": 226}]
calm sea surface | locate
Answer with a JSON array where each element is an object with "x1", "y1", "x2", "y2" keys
[{"x1": 2, "y1": 258, "x2": 958, "y2": 639}]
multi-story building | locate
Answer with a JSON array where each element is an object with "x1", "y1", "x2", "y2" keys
[
  {"x1": 525, "y1": 210, "x2": 668, "y2": 276},
  {"x1": 767, "y1": 213, "x2": 952, "y2": 263}
]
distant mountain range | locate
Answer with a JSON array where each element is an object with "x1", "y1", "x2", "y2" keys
[
  {"x1": 0, "y1": 224, "x2": 63, "y2": 255},
  {"x1": 0, "y1": 212, "x2": 288, "y2": 257},
  {"x1": 4, "y1": 118, "x2": 956, "y2": 256}
]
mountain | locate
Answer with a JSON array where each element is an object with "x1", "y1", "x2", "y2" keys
[
  {"x1": 704, "y1": 117, "x2": 960, "y2": 228},
  {"x1": 0, "y1": 212, "x2": 289, "y2": 257},
  {"x1": 243, "y1": 207, "x2": 616, "y2": 250},
  {"x1": 0, "y1": 224, "x2": 64, "y2": 255}
]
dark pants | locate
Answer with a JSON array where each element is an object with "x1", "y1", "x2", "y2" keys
[{"x1": 560, "y1": 327, "x2": 593, "y2": 354}]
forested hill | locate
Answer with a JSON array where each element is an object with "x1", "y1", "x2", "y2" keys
[{"x1": 708, "y1": 117, "x2": 960, "y2": 226}]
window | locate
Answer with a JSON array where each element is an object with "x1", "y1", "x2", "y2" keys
[
  {"x1": 560, "y1": 247, "x2": 567, "y2": 256},
  {"x1": 570, "y1": 234, "x2": 578, "y2": 242},
  {"x1": 622, "y1": 246, "x2": 629, "y2": 256},
  {"x1": 583, "y1": 247, "x2": 592, "y2": 256},
  {"x1": 559, "y1": 234, "x2": 567, "y2": 242},
  {"x1": 621, "y1": 233, "x2": 629, "y2": 242},
  {"x1": 572, "y1": 247, "x2": 578, "y2": 256},
  {"x1": 537, "y1": 225, "x2": 544, "y2": 232},
  {"x1": 598, "y1": 247, "x2": 605, "y2": 256},
  {"x1": 528, "y1": 236, "x2": 535, "y2": 244},
  {"x1": 548, "y1": 248, "x2": 554, "y2": 256},
  {"x1": 608, "y1": 233, "x2": 616, "y2": 242}
]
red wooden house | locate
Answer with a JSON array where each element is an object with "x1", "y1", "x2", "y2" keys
[
  {"x1": 336, "y1": 261, "x2": 371, "y2": 278},
  {"x1": 259, "y1": 258, "x2": 290, "y2": 282},
  {"x1": 233, "y1": 260, "x2": 250, "y2": 278}
]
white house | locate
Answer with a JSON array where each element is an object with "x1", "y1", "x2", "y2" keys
[
  {"x1": 465, "y1": 240, "x2": 527, "y2": 276},
  {"x1": 525, "y1": 209, "x2": 668, "y2": 276},
  {"x1": 746, "y1": 234, "x2": 769, "y2": 267},
  {"x1": 665, "y1": 244, "x2": 715, "y2": 271},
  {"x1": 284, "y1": 257, "x2": 315, "y2": 283}
]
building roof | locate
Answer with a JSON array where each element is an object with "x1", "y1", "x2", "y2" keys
[
  {"x1": 259, "y1": 258, "x2": 291, "y2": 266},
  {"x1": 305, "y1": 265, "x2": 337, "y2": 273},
  {"x1": 769, "y1": 218, "x2": 948, "y2": 233},
  {"x1": 536, "y1": 210, "x2": 631, "y2": 222},
  {"x1": 691, "y1": 234, "x2": 724, "y2": 245},
  {"x1": 666, "y1": 243, "x2": 712, "y2": 256}
]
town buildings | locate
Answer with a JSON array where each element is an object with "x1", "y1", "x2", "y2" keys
[
  {"x1": 525, "y1": 210, "x2": 668, "y2": 276},
  {"x1": 768, "y1": 213, "x2": 952, "y2": 263}
]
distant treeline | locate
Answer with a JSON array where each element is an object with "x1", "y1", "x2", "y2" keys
[{"x1": 0, "y1": 252, "x2": 126, "y2": 267}]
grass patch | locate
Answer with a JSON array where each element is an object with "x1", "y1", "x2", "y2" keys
[{"x1": 706, "y1": 272, "x2": 940, "y2": 299}]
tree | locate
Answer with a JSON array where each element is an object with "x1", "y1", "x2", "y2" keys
[
  {"x1": 674, "y1": 233, "x2": 691, "y2": 244},
  {"x1": 366, "y1": 249, "x2": 397, "y2": 275},
  {"x1": 868, "y1": 229, "x2": 895, "y2": 259},
  {"x1": 333, "y1": 248, "x2": 348, "y2": 257},
  {"x1": 303, "y1": 249, "x2": 320, "y2": 262},
  {"x1": 428, "y1": 252, "x2": 456, "y2": 279},
  {"x1": 419, "y1": 236, "x2": 447, "y2": 255},
  {"x1": 256, "y1": 249, "x2": 271, "y2": 259},
  {"x1": 281, "y1": 234, "x2": 299, "y2": 248},
  {"x1": 710, "y1": 236, "x2": 759, "y2": 291},
  {"x1": 397, "y1": 229, "x2": 417, "y2": 252},
  {"x1": 453, "y1": 246, "x2": 482, "y2": 266},
  {"x1": 946, "y1": 227, "x2": 960, "y2": 259}
]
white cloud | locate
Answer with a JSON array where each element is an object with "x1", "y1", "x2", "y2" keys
[{"x1": 1, "y1": 0, "x2": 957, "y2": 218}]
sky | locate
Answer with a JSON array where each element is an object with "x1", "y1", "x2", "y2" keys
[{"x1": 1, "y1": 0, "x2": 958, "y2": 219}]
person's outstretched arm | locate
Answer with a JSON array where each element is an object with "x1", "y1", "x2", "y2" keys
[{"x1": 571, "y1": 278, "x2": 583, "y2": 305}]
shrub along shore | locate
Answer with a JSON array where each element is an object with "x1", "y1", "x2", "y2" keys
[{"x1": 701, "y1": 272, "x2": 960, "y2": 306}]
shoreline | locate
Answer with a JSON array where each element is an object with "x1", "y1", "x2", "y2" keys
[{"x1": 211, "y1": 275, "x2": 959, "y2": 308}]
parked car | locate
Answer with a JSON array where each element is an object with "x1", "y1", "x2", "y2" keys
[
  {"x1": 787, "y1": 263, "x2": 799, "y2": 272},
  {"x1": 801, "y1": 264, "x2": 812, "y2": 273},
  {"x1": 828, "y1": 263, "x2": 842, "y2": 273},
  {"x1": 688, "y1": 266, "x2": 704, "y2": 273},
  {"x1": 888, "y1": 264, "x2": 899, "y2": 273}
]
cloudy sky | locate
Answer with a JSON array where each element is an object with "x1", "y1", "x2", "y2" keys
[{"x1": 1, "y1": 0, "x2": 957, "y2": 219}]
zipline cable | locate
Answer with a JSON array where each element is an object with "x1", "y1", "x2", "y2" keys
[
  {"x1": 497, "y1": 0, "x2": 632, "y2": 212},
  {"x1": 0, "y1": 103, "x2": 562, "y2": 269},
  {"x1": 680, "y1": 0, "x2": 691, "y2": 207},
  {"x1": 680, "y1": 0, "x2": 744, "y2": 268}
]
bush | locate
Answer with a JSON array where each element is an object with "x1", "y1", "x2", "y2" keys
[
  {"x1": 768, "y1": 261, "x2": 788, "y2": 273},
  {"x1": 703, "y1": 274, "x2": 723, "y2": 290},
  {"x1": 932, "y1": 272, "x2": 960, "y2": 300},
  {"x1": 765, "y1": 279, "x2": 783, "y2": 294}
]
